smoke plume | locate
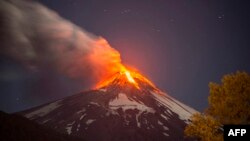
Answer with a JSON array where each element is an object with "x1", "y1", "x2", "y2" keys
[{"x1": 0, "y1": 0, "x2": 123, "y2": 85}]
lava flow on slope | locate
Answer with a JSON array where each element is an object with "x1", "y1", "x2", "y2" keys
[{"x1": 95, "y1": 66, "x2": 158, "y2": 92}]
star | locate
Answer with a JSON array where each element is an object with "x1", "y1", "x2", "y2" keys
[
  {"x1": 218, "y1": 14, "x2": 225, "y2": 19},
  {"x1": 152, "y1": 27, "x2": 161, "y2": 32},
  {"x1": 121, "y1": 9, "x2": 131, "y2": 14}
]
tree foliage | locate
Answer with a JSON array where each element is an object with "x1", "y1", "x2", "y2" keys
[
  {"x1": 185, "y1": 71, "x2": 250, "y2": 140},
  {"x1": 208, "y1": 71, "x2": 250, "y2": 124},
  {"x1": 185, "y1": 113, "x2": 222, "y2": 141}
]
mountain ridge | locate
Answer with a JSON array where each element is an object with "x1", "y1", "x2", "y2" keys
[
  {"x1": 0, "y1": 111, "x2": 83, "y2": 141},
  {"x1": 19, "y1": 69, "x2": 197, "y2": 141}
]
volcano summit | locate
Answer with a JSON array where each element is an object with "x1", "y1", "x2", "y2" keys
[{"x1": 20, "y1": 68, "x2": 197, "y2": 141}]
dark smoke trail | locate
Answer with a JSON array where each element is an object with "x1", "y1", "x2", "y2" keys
[{"x1": 0, "y1": 0, "x2": 123, "y2": 85}]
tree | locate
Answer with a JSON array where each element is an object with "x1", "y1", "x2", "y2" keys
[
  {"x1": 208, "y1": 71, "x2": 250, "y2": 124},
  {"x1": 185, "y1": 71, "x2": 250, "y2": 140},
  {"x1": 185, "y1": 113, "x2": 222, "y2": 141}
]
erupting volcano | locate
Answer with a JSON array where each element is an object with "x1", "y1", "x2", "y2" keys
[
  {"x1": 20, "y1": 65, "x2": 197, "y2": 141},
  {"x1": 95, "y1": 66, "x2": 156, "y2": 90}
]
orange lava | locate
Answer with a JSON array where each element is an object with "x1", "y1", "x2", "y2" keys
[
  {"x1": 95, "y1": 65, "x2": 157, "y2": 90},
  {"x1": 124, "y1": 71, "x2": 136, "y2": 83}
]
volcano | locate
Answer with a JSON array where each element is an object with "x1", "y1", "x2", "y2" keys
[{"x1": 20, "y1": 68, "x2": 197, "y2": 141}]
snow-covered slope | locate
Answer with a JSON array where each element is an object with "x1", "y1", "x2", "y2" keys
[{"x1": 20, "y1": 72, "x2": 197, "y2": 141}]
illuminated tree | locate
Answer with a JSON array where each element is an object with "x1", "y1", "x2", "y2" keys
[
  {"x1": 208, "y1": 71, "x2": 250, "y2": 124},
  {"x1": 185, "y1": 71, "x2": 250, "y2": 140},
  {"x1": 185, "y1": 113, "x2": 222, "y2": 141}
]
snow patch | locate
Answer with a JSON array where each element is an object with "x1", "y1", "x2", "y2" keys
[
  {"x1": 42, "y1": 119, "x2": 51, "y2": 124},
  {"x1": 161, "y1": 114, "x2": 169, "y2": 120},
  {"x1": 25, "y1": 100, "x2": 62, "y2": 118},
  {"x1": 157, "y1": 120, "x2": 169, "y2": 131},
  {"x1": 80, "y1": 113, "x2": 86, "y2": 120},
  {"x1": 106, "y1": 109, "x2": 119, "y2": 116},
  {"x1": 109, "y1": 93, "x2": 155, "y2": 113},
  {"x1": 163, "y1": 132, "x2": 169, "y2": 136},
  {"x1": 66, "y1": 126, "x2": 72, "y2": 135},
  {"x1": 76, "y1": 108, "x2": 86, "y2": 114},
  {"x1": 109, "y1": 93, "x2": 155, "y2": 128},
  {"x1": 77, "y1": 124, "x2": 81, "y2": 131},
  {"x1": 90, "y1": 102, "x2": 100, "y2": 106},
  {"x1": 163, "y1": 126, "x2": 169, "y2": 130},
  {"x1": 158, "y1": 120, "x2": 163, "y2": 125},
  {"x1": 65, "y1": 121, "x2": 75, "y2": 135},
  {"x1": 99, "y1": 88, "x2": 107, "y2": 92},
  {"x1": 166, "y1": 109, "x2": 172, "y2": 115},
  {"x1": 152, "y1": 91, "x2": 197, "y2": 122},
  {"x1": 136, "y1": 111, "x2": 144, "y2": 128},
  {"x1": 86, "y1": 119, "x2": 96, "y2": 125}
]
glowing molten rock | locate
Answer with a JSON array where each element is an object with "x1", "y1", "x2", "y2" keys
[
  {"x1": 95, "y1": 66, "x2": 157, "y2": 90},
  {"x1": 124, "y1": 71, "x2": 136, "y2": 83}
]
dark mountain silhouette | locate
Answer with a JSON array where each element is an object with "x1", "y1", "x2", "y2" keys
[
  {"x1": 0, "y1": 111, "x2": 83, "y2": 141},
  {"x1": 20, "y1": 70, "x2": 197, "y2": 141}
]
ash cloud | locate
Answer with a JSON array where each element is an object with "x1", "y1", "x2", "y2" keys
[{"x1": 0, "y1": 0, "x2": 122, "y2": 86}]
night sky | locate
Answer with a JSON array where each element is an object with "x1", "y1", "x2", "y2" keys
[{"x1": 1, "y1": 0, "x2": 250, "y2": 113}]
